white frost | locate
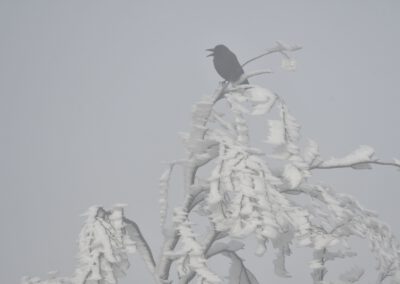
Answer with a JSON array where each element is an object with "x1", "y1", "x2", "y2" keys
[{"x1": 321, "y1": 145, "x2": 375, "y2": 168}]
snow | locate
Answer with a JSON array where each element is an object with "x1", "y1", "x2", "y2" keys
[
  {"x1": 321, "y1": 145, "x2": 375, "y2": 168},
  {"x1": 282, "y1": 164, "x2": 303, "y2": 189},
  {"x1": 266, "y1": 120, "x2": 285, "y2": 145}
]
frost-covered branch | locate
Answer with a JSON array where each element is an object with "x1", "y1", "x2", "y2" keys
[
  {"x1": 73, "y1": 205, "x2": 137, "y2": 284},
  {"x1": 312, "y1": 159, "x2": 400, "y2": 170},
  {"x1": 22, "y1": 206, "x2": 159, "y2": 284},
  {"x1": 123, "y1": 217, "x2": 160, "y2": 283},
  {"x1": 283, "y1": 141, "x2": 400, "y2": 171},
  {"x1": 179, "y1": 229, "x2": 222, "y2": 284},
  {"x1": 157, "y1": 186, "x2": 210, "y2": 282},
  {"x1": 241, "y1": 41, "x2": 302, "y2": 67}
]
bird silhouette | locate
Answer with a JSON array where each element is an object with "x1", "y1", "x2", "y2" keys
[{"x1": 207, "y1": 45, "x2": 249, "y2": 84}]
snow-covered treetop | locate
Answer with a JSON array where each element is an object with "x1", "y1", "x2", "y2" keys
[
  {"x1": 158, "y1": 42, "x2": 400, "y2": 283},
  {"x1": 23, "y1": 42, "x2": 400, "y2": 284}
]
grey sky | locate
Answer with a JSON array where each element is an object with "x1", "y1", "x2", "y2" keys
[{"x1": 1, "y1": 0, "x2": 399, "y2": 283}]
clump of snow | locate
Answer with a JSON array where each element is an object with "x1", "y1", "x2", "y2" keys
[{"x1": 321, "y1": 145, "x2": 375, "y2": 168}]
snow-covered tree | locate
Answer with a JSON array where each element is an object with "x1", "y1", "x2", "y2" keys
[{"x1": 23, "y1": 42, "x2": 400, "y2": 284}]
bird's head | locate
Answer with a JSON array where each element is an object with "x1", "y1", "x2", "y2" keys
[{"x1": 206, "y1": 44, "x2": 229, "y2": 57}]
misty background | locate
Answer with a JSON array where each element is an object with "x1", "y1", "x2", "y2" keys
[{"x1": 1, "y1": 1, "x2": 399, "y2": 283}]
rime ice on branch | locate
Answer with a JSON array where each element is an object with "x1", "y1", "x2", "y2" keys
[
  {"x1": 157, "y1": 42, "x2": 400, "y2": 284},
  {"x1": 23, "y1": 42, "x2": 400, "y2": 284}
]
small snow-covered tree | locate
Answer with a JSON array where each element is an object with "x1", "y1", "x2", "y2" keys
[{"x1": 23, "y1": 42, "x2": 400, "y2": 284}]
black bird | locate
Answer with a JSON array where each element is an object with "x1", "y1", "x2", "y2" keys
[{"x1": 207, "y1": 45, "x2": 249, "y2": 84}]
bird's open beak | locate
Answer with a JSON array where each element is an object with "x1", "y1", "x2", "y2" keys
[{"x1": 206, "y1": 48, "x2": 214, "y2": 57}]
